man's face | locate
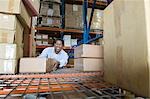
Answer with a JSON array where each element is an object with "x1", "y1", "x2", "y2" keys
[{"x1": 54, "y1": 40, "x2": 63, "y2": 54}]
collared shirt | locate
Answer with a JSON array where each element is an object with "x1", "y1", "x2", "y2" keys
[{"x1": 39, "y1": 47, "x2": 69, "y2": 67}]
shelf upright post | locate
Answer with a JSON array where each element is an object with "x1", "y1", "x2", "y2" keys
[
  {"x1": 83, "y1": 0, "x2": 97, "y2": 44},
  {"x1": 60, "y1": 0, "x2": 65, "y2": 39},
  {"x1": 83, "y1": 0, "x2": 88, "y2": 44},
  {"x1": 87, "y1": 0, "x2": 97, "y2": 40}
]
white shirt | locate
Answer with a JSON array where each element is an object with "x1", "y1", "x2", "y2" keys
[{"x1": 39, "y1": 47, "x2": 69, "y2": 67}]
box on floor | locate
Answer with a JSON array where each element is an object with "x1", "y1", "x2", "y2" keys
[
  {"x1": 74, "y1": 58, "x2": 104, "y2": 71},
  {"x1": 0, "y1": 0, "x2": 31, "y2": 27}
]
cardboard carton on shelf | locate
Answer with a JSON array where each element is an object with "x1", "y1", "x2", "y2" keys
[
  {"x1": 74, "y1": 44, "x2": 104, "y2": 58},
  {"x1": 0, "y1": 0, "x2": 31, "y2": 27},
  {"x1": 0, "y1": 44, "x2": 23, "y2": 60},
  {"x1": 74, "y1": 58, "x2": 104, "y2": 71},
  {"x1": 42, "y1": 34, "x2": 48, "y2": 39},
  {"x1": 19, "y1": 58, "x2": 57, "y2": 73},
  {"x1": 36, "y1": 34, "x2": 42, "y2": 39},
  {"x1": 63, "y1": 35, "x2": 71, "y2": 47},
  {"x1": 0, "y1": 59, "x2": 18, "y2": 74},
  {"x1": 0, "y1": 14, "x2": 24, "y2": 44}
]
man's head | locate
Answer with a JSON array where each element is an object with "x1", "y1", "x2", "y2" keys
[{"x1": 54, "y1": 39, "x2": 64, "y2": 54}]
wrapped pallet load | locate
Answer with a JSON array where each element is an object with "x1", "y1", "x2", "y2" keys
[{"x1": 104, "y1": 0, "x2": 150, "y2": 97}]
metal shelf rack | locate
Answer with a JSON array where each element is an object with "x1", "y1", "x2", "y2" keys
[{"x1": 0, "y1": 71, "x2": 125, "y2": 99}]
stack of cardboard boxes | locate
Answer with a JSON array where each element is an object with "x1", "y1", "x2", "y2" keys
[
  {"x1": 0, "y1": 0, "x2": 39, "y2": 74},
  {"x1": 74, "y1": 44, "x2": 104, "y2": 71},
  {"x1": 40, "y1": 0, "x2": 61, "y2": 27},
  {"x1": 65, "y1": 4, "x2": 103, "y2": 31},
  {"x1": 65, "y1": 4, "x2": 83, "y2": 29}
]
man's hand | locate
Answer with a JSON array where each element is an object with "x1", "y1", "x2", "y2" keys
[{"x1": 51, "y1": 59, "x2": 60, "y2": 71}]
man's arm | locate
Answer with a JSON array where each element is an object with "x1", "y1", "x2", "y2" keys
[
  {"x1": 38, "y1": 48, "x2": 49, "y2": 58},
  {"x1": 59, "y1": 53, "x2": 69, "y2": 67}
]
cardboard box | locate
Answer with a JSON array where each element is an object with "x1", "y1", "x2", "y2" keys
[
  {"x1": 36, "y1": 34, "x2": 42, "y2": 39},
  {"x1": 42, "y1": 34, "x2": 48, "y2": 39},
  {"x1": 74, "y1": 44, "x2": 103, "y2": 58},
  {"x1": 43, "y1": 41, "x2": 48, "y2": 45},
  {"x1": 53, "y1": 4, "x2": 60, "y2": 16},
  {"x1": 0, "y1": 13, "x2": 17, "y2": 30},
  {"x1": 104, "y1": 0, "x2": 150, "y2": 97},
  {"x1": 74, "y1": 58, "x2": 103, "y2": 71},
  {"x1": 71, "y1": 39, "x2": 77, "y2": 46},
  {"x1": 63, "y1": 35, "x2": 71, "y2": 47},
  {"x1": 0, "y1": 14, "x2": 24, "y2": 44},
  {"x1": 0, "y1": 44, "x2": 23, "y2": 59},
  {"x1": 65, "y1": 4, "x2": 83, "y2": 29},
  {"x1": 0, "y1": 59, "x2": 17, "y2": 74},
  {"x1": 36, "y1": 40, "x2": 42, "y2": 45},
  {"x1": 0, "y1": 0, "x2": 31, "y2": 27},
  {"x1": 19, "y1": 58, "x2": 55, "y2": 73}
]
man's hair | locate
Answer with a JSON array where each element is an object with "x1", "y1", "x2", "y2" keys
[{"x1": 54, "y1": 39, "x2": 64, "y2": 46}]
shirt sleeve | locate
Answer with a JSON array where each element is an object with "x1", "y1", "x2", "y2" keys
[
  {"x1": 59, "y1": 53, "x2": 69, "y2": 67},
  {"x1": 38, "y1": 48, "x2": 49, "y2": 58}
]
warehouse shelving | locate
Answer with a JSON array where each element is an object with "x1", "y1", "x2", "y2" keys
[{"x1": 35, "y1": 27, "x2": 103, "y2": 34}]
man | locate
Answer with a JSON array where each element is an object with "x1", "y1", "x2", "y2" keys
[{"x1": 39, "y1": 39, "x2": 69, "y2": 70}]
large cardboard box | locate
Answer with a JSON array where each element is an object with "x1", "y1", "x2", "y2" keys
[
  {"x1": 19, "y1": 58, "x2": 55, "y2": 73},
  {"x1": 74, "y1": 58, "x2": 103, "y2": 71},
  {"x1": 65, "y1": 4, "x2": 83, "y2": 29},
  {"x1": 104, "y1": 0, "x2": 150, "y2": 97},
  {"x1": 0, "y1": 59, "x2": 17, "y2": 74},
  {"x1": 0, "y1": 44, "x2": 23, "y2": 59},
  {"x1": 53, "y1": 4, "x2": 60, "y2": 16},
  {"x1": 0, "y1": 0, "x2": 31, "y2": 27},
  {"x1": 0, "y1": 15, "x2": 24, "y2": 44},
  {"x1": 74, "y1": 44, "x2": 103, "y2": 58}
]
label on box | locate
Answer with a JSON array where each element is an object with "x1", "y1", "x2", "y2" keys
[
  {"x1": 42, "y1": 35, "x2": 48, "y2": 39},
  {"x1": 47, "y1": 9, "x2": 54, "y2": 16},
  {"x1": 36, "y1": 34, "x2": 42, "y2": 39},
  {"x1": 73, "y1": 5, "x2": 78, "y2": 11},
  {"x1": 47, "y1": 18, "x2": 53, "y2": 25}
]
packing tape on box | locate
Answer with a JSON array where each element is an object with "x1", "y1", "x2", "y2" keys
[
  {"x1": 8, "y1": 0, "x2": 15, "y2": 13},
  {"x1": 1, "y1": 32, "x2": 8, "y2": 43},
  {"x1": 4, "y1": 60, "x2": 12, "y2": 72},
  {"x1": 5, "y1": 45, "x2": 15, "y2": 59}
]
